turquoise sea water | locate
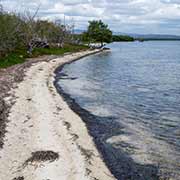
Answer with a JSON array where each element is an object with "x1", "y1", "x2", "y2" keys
[{"x1": 57, "y1": 41, "x2": 180, "y2": 179}]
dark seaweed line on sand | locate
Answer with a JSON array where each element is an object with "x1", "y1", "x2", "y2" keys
[{"x1": 54, "y1": 52, "x2": 161, "y2": 180}]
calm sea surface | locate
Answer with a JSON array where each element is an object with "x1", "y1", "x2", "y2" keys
[{"x1": 57, "y1": 41, "x2": 180, "y2": 179}]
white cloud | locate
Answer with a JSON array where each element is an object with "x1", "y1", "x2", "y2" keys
[{"x1": 1, "y1": 0, "x2": 180, "y2": 35}]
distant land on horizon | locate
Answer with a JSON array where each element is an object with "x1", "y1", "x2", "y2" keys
[
  {"x1": 74, "y1": 29, "x2": 180, "y2": 40},
  {"x1": 115, "y1": 32, "x2": 180, "y2": 40}
]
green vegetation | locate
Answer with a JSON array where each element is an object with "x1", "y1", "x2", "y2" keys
[
  {"x1": 32, "y1": 44, "x2": 88, "y2": 56},
  {"x1": 112, "y1": 35, "x2": 134, "y2": 42},
  {"x1": 0, "y1": 4, "x2": 88, "y2": 68},
  {"x1": 0, "y1": 44, "x2": 88, "y2": 68},
  {"x1": 80, "y1": 21, "x2": 134, "y2": 45},
  {"x1": 82, "y1": 20, "x2": 112, "y2": 47},
  {"x1": 0, "y1": 11, "x2": 74, "y2": 56},
  {"x1": 0, "y1": 2, "x2": 135, "y2": 69},
  {"x1": 0, "y1": 49, "x2": 28, "y2": 68}
]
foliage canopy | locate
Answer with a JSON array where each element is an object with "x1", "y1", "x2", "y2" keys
[{"x1": 84, "y1": 20, "x2": 112, "y2": 46}]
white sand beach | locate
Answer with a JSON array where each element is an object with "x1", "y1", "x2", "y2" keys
[{"x1": 0, "y1": 50, "x2": 115, "y2": 180}]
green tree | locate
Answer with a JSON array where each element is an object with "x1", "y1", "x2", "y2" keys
[
  {"x1": 0, "y1": 3, "x2": 79, "y2": 58},
  {"x1": 87, "y1": 20, "x2": 112, "y2": 47},
  {"x1": 82, "y1": 32, "x2": 91, "y2": 45},
  {"x1": 0, "y1": 13, "x2": 24, "y2": 57}
]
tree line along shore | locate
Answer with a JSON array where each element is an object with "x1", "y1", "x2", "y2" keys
[{"x1": 0, "y1": 4, "x2": 134, "y2": 69}]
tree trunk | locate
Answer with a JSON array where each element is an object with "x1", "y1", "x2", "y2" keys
[{"x1": 100, "y1": 41, "x2": 104, "y2": 48}]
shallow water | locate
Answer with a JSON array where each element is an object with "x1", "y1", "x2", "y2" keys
[{"x1": 57, "y1": 41, "x2": 180, "y2": 179}]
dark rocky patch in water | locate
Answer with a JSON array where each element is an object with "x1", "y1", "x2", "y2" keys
[
  {"x1": 54, "y1": 71, "x2": 160, "y2": 180},
  {"x1": 54, "y1": 42, "x2": 180, "y2": 179}
]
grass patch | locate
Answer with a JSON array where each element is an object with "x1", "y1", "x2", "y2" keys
[
  {"x1": 0, "y1": 44, "x2": 89, "y2": 68},
  {"x1": 32, "y1": 44, "x2": 88, "y2": 56},
  {"x1": 0, "y1": 49, "x2": 28, "y2": 68}
]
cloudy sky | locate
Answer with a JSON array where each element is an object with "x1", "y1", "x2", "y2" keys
[{"x1": 1, "y1": 0, "x2": 180, "y2": 35}]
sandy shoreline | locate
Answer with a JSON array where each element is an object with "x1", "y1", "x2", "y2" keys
[{"x1": 0, "y1": 50, "x2": 115, "y2": 180}]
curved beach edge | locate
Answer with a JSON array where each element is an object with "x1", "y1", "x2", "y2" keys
[{"x1": 0, "y1": 49, "x2": 116, "y2": 180}]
